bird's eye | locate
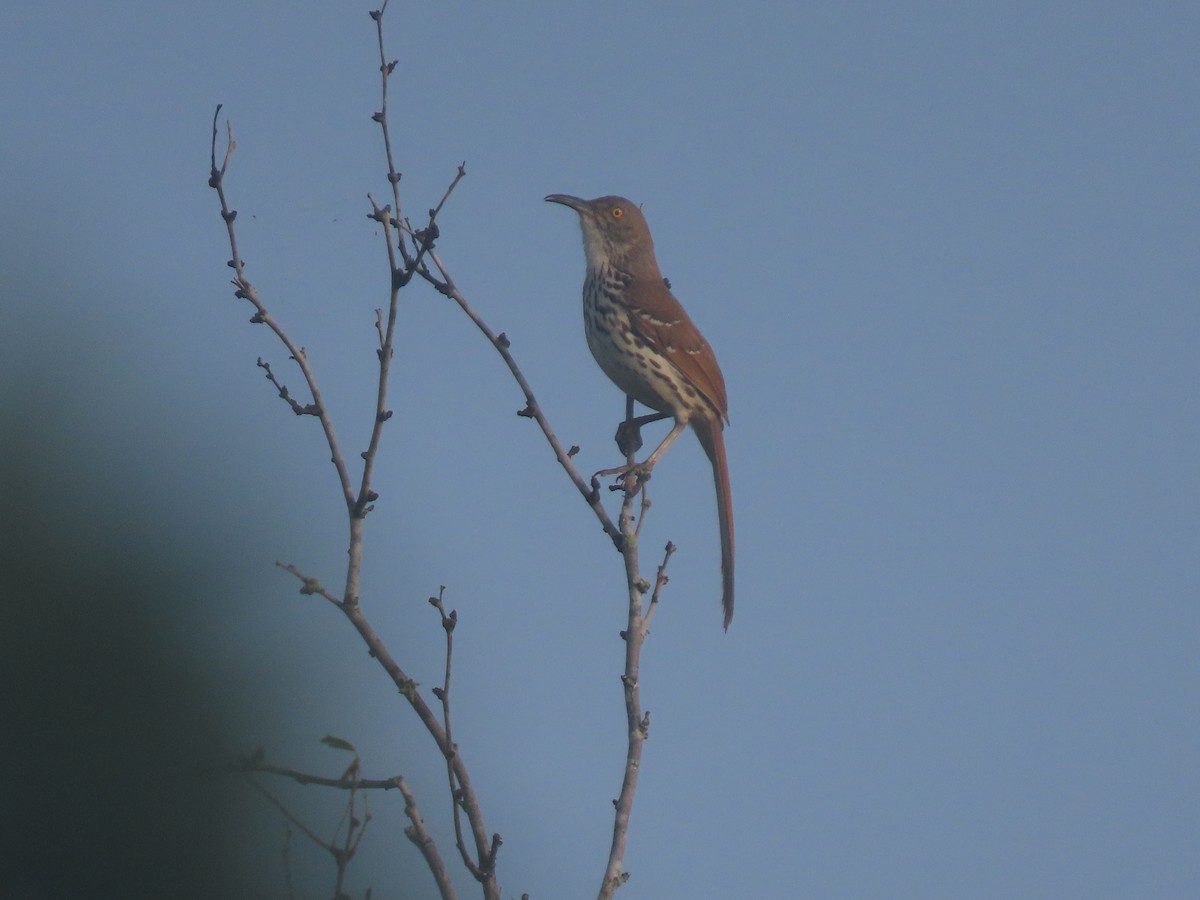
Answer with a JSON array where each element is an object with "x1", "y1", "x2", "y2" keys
[{"x1": 611, "y1": 207, "x2": 624, "y2": 219}]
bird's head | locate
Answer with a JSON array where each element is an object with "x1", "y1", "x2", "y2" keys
[{"x1": 545, "y1": 194, "x2": 658, "y2": 275}]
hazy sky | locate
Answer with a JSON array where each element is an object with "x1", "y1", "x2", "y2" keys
[{"x1": 3, "y1": 2, "x2": 1197, "y2": 897}]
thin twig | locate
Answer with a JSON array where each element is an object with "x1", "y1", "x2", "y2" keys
[
  {"x1": 248, "y1": 778, "x2": 330, "y2": 853},
  {"x1": 332, "y1": 788, "x2": 370, "y2": 899},
  {"x1": 222, "y1": 758, "x2": 406, "y2": 792},
  {"x1": 416, "y1": 250, "x2": 623, "y2": 550},
  {"x1": 398, "y1": 776, "x2": 457, "y2": 900},
  {"x1": 335, "y1": 598, "x2": 497, "y2": 891},
  {"x1": 428, "y1": 588, "x2": 474, "y2": 874},
  {"x1": 368, "y1": 0, "x2": 412, "y2": 270},
  {"x1": 257, "y1": 359, "x2": 320, "y2": 416},
  {"x1": 208, "y1": 107, "x2": 356, "y2": 510},
  {"x1": 643, "y1": 542, "x2": 675, "y2": 630},
  {"x1": 596, "y1": 479, "x2": 652, "y2": 897},
  {"x1": 277, "y1": 562, "x2": 343, "y2": 607},
  {"x1": 352, "y1": 190, "x2": 400, "y2": 529},
  {"x1": 404, "y1": 163, "x2": 467, "y2": 276}
]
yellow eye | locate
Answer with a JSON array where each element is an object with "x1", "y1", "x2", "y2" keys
[{"x1": 611, "y1": 207, "x2": 624, "y2": 219}]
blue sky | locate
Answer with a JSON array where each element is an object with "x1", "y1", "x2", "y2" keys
[{"x1": 2, "y1": 1, "x2": 1197, "y2": 897}]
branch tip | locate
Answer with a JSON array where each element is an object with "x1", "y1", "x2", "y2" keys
[{"x1": 487, "y1": 832, "x2": 503, "y2": 866}]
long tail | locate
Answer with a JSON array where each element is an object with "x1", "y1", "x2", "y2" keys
[{"x1": 693, "y1": 416, "x2": 734, "y2": 630}]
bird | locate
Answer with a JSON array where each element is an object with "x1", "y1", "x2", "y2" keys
[{"x1": 545, "y1": 194, "x2": 734, "y2": 629}]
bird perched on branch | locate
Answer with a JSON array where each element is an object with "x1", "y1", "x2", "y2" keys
[{"x1": 546, "y1": 194, "x2": 734, "y2": 629}]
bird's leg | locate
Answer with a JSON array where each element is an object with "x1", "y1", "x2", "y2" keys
[
  {"x1": 596, "y1": 417, "x2": 687, "y2": 479},
  {"x1": 638, "y1": 418, "x2": 687, "y2": 468}
]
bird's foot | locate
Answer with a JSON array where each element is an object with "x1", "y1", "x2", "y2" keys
[
  {"x1": 594, "y1": 459, "x2": 655, "y2": 479},
  {"x1": 594, "y1": 460, "x2": 654, "y2": 495}
]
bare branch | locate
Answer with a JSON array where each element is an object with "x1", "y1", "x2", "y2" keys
[
  {"x1": 643, "y1": 542, "x2": 676, "y2": 630},
  {"x1": 368, "y1": 1, "x2": 412, "y2": 270},
  {"x1": 398, "y1": 776, "x2": 457, "y2": 900},
  {"x1": 221, "y1": 759, "x2": 405, "y2": 792},
  {"x1": 416, "y1": 250, "x2": 624, "y2": 551},
  {"x1": 257, "y1": 358, "x2": 320, "y2": 416},
  {"x1": 405, "y1": 163, "x2": 467, "y2": 275},
  {"x1": 277, "y1": 562, "x2": 343, "y2": 607},
  {"x1": 207, "y1": 106, "x2": 357, "y2": 510},
  {"x1": 596, "y1": 480, "x2": 653, "y2": 898},
  {"x1": 427, "y1": 587, "x2": 476, "y2": 874},
  {"x1": 351, "y1": 193, "x2": 400, "y2": 527}
]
